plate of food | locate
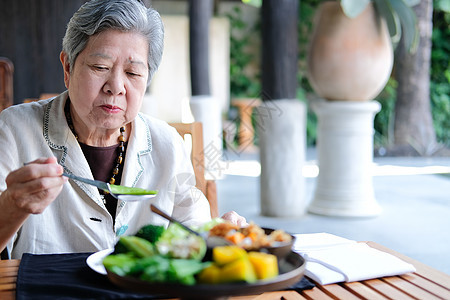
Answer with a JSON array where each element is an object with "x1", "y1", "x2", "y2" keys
[
  {"x1": 206, "y1": 221, "x2": 296, "y2": 260},
  {"x1": 99, "y1": 220, "x2": 305, "y2": 299},
  {"x1": 86, "y1": 248, "x2": 114, "y2": 275},
  {"x1": 106, "y1": 251, "x2": 305, "y2": 298}
]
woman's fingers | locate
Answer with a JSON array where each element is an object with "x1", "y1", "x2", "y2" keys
[
  {"x1": 12, "y1": 158, "x2": 63, "y2": 183},
  {"x1": 221, "y1": 211, "x2": 248, "y2": 227},
  {"x1": 4, "y1": 158, "x2": 66, "y2": 214}
]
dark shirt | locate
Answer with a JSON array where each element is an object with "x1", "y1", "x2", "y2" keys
[{"x1": 79, "y1": 142, "x2": 127, "y2": 220}]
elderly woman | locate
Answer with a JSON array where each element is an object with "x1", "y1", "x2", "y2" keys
[{"x1": 0, "y1": 0, "x2": 245, "y2": 259}]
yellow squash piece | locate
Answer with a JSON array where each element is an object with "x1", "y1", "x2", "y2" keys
[
  {"x1": 248, "y1": 251, "x2": 279, "y2": 280},
  {"x1": 219, "y1": 257, "x2": 257, "y2": 283},
  {"x1": 212, "y1": 245, "x2": 247, "y2": 266},
  {"x1": 197, "y1": 264, "x2": 221, "y2": 284}
]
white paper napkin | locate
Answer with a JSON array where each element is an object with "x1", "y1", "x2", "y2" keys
[{"x1": 293, "y1": 233, "x2": 416, "y2": 285}]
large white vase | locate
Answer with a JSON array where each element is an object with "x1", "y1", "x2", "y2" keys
[{"x1": 307, "y1": 2, "x2": 393, "y2": 101}]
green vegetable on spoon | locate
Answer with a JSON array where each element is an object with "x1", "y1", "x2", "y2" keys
[
  {"x1": 63, "y1": 172, "x2": 157, "y2": 201},
  {"x1": 109, "y1": 184, "x2": 157, "y2": 195}
]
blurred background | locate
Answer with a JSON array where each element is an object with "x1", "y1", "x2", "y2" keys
[{"x1": 0, "y1": 0, "x2": 449, "y2": 155}]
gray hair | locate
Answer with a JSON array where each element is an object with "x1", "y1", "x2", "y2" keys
[{"x1": 62, "y1": 0, "x2": 164, "y2": 84}]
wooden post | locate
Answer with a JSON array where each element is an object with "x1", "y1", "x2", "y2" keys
[
  {"x1": 188, "y1": 0, "x2": 223, "y2": 181},
  {"x1": 261, "y1": 0, "x2": 298, "y2": 101},
  {"x1": 189, "y1": 0, "x2": 212, "y2": 96},
  {"x1": 258, "y1": 0, "x2": 306, "y2": 217}
]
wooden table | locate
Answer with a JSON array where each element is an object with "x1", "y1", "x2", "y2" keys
[{"x1": 1, "y1": 242, "x2": 450, "y2": 299}]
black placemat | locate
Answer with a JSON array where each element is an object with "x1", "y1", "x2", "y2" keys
[
  {"x1": 288, "y1": 276, "x2": 315, "y2": 291},
  {"x1": 16, "y1": 253, "x2": 160, "y2": 300},
  {"x1": 16, "y1": 252, "x2": 314, "y2": 299}
]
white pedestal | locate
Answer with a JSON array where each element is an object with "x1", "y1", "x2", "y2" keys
[
  {"x1": 257, "y1": 100, "x2": 307, "y2": 217},
  {"x1": 309, "y1": 99, "x2": 382, "y2": 217},
  {"x1": 189, "y1": 95, "x2": 224, "y2": 179}
]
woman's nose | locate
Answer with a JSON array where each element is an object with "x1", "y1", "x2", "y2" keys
[{"x1": 103, "y1": 71, "x2": 126, "y2": 95}]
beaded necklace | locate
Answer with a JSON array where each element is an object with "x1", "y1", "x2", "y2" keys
[{"x1": 64, "y1": 100, "x2": 126, "y2": 200}]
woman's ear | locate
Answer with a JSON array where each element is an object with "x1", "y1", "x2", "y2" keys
[{"x1": 60, "y1": 51, "x2": 71, "y2": 89}]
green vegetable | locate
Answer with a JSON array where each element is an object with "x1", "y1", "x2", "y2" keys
[
  {"x1": 194, "y1": 218, "x2": 225, "y2": 233},
  {"x1": 156, "y1": 223, "x2": 206, "y2": 260},
  {"x1": 103, "y1": 223, "x2": 211, "y2": 285},
  {"x1": 132, "y1": 255, "x2": 170, "y2": 278},
  {"x1": 118, "y1": 236, "x2": 155, "y2": 258},
  {"x1": 104, "y1": 254, "x2": 209, "y2": 285},
  {"x1": 135, "y1": 224, "x2": 165, "y2": 244},
  {"x1": 109, "y1": 184, "x2": 158, "y2": 195},
  {"x1": 103, "y1": 253, "x2": 138, "y2": 276},
  {"x1": 167, "y1": 259, "x2": 211, "y2": 285},
  {"x1": 139, "y1": 256, "x2": 209, "y2": 285},
  {"x1": 112, "y1": 238, "x2": 129, "y2": 254}
]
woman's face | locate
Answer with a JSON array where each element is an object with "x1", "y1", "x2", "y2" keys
[{"x1": 61, "y1": 29, "x2": 149, "y2": 132}]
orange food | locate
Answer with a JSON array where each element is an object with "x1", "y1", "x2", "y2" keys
[
  {"x1": 246, "y1": 231, "x2": 259, "y2": 242},
  {"x1": 209, "y1": 222, "x2": 239, "y2": 237},
  {"x1": 208, "y1": 221, "x2": 292, "y2": 250},
  {"x1": 226, "y1": 232, "x2": 245, "y2": 244}
]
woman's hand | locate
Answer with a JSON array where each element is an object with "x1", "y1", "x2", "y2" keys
[
  {"x1": 0, "y1": 157, "x2": 67, "y2": 252},
  {"x1": 221, "y1": 211, "x2": 248, "y2": 227},
  {"x1": 3, "y1": 157, "x2": 67, "y2": 215}
]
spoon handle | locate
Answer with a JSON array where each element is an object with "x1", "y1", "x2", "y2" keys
[
  {"x1": 150, "y1": 204, "x2": 200, "y2": 237},
  {"x1": 62, "y1": 172, "x2": 110, "y2": 192}
]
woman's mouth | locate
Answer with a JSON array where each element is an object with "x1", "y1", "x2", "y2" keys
[{"x1": 101, "y1": 104, "x2": 122, "y2": 113}]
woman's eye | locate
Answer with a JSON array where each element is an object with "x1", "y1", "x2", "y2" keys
[{"x1": 92, "y1": 65, "x2": 108, "y2": 71}]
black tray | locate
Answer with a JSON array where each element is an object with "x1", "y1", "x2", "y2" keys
[{"x1": 107, "y1": 251, "x2": 305, "y2": 299}]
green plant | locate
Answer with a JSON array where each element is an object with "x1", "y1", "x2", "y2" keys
[
  {"x1": 371, "y1": 0, "x2": 450, "y2": 149},
  {"x1": 373, "y1": 78, "x2": 397, "y2": 148},
  {"x1": 241, "y1": 0, "x2": 261, "y2": 7},
  {"x1": 430, "y1": 1, "x2": 450, "y2": 147},
  {"x1": 223, "y1": 5, "x2": 261, "y2": 149},
  {"x1": 340, "y1": 0, "x2": 420, "y2": 52},
  {"x1": 226, "y1": 6, "x2": 261, "y2": 98},
  {"x1": 297, "y1": 0, "x2": 322, "y2": 146}
]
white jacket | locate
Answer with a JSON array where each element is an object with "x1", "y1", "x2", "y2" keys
[{"x1": 0, "y1": 91, "x2": 211, "y2": 258}]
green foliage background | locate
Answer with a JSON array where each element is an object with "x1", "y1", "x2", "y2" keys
[
  {"x1": 224, "y1": 0, "x2": 449, "y2": 148},
  {"x1": 429, "y1": 2, "x2": 450, "y2": 147}
]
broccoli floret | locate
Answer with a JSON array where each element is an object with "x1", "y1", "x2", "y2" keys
[
  {"x1": 113, "y1": 238, "x2": 129, "y2": 254},
  {"x1": 135, "y1": 224, "x2": 165, "y2": 244}
]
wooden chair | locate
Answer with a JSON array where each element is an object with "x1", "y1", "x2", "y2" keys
[
  {"x1": 38, "y1": 93, "x2": 58, "y2": 100},
  {"x1": 0, "y1": 57, "x2": 14, "y2": 112},
  {"x1": 231, "y1": 98, "x2": 261, "y2": 152},
  {"x1": 169, "y1": 122, "x2": 218, "y2": 218}
]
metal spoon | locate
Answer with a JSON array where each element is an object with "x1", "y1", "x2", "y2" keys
[
  {"x1": 150, "y1": 204, "x2": 231, "y2": 248},
  {"x1": 63, "y1": 172, "x2": 157, "y2": 202}
]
